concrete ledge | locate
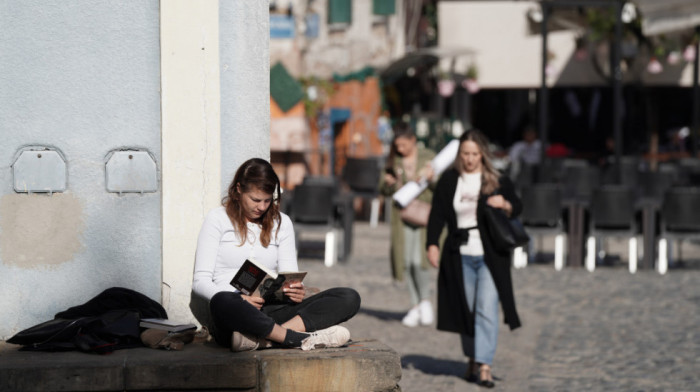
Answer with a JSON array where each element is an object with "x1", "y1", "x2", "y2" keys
[{"x1": 0, "y1": 339, "x2": 401, "y2": 392}]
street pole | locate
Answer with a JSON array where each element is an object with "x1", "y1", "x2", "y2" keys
[
  {"x1": 539, "y1": 3, "x2": 550, "y2": 165},
  {"x1": 612, "y1": 1, "x2": 623, "y2": 182},
  {"x1": 693, "y1": 25, "x2": 700, "y2": 157}
]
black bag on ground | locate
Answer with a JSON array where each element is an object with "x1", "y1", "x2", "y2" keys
[{"x1": 483, "y1": 206, "x2": 530, "y2": 252}]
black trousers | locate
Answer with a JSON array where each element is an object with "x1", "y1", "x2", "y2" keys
[{"x1": 209, "y1": 287, "x2": 361, "y2": 347}]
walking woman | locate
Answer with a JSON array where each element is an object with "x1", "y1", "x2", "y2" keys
[
  {"x1": 426, "y1": 129, "x2": 522, "y2": 388},
  {"x1": 193, "y1": 158, "x2": 361, "y2": 351},
  {"x1": 379, "y1": 122, "x2": 436, "y2": 327}
]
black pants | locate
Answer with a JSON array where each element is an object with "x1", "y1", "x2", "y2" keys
[{"x1": 209, "y1": 287, "x2": 361, "y2": 347}]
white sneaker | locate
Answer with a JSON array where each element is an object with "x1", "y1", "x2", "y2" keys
[
  {"x1": 401, "y1": 306, "x2": 420, "y2": 327},
  {"x1": 419, "y1": 300, "x2": 434, "y2": 325},
  {"x1": 300, "y1": 325, "x2": 351, "y2": 351}
]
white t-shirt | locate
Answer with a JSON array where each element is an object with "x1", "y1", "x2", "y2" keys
[
  {"x1": 454, "y1": 172, "x2": 484, "y2": 255},
  {"x1": 192, "y1": 206, "x2": 298, "y2": 301}
]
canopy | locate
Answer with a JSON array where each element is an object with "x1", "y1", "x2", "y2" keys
[
  {"x1": 379, "y1": 46, "x2": 476, "y2": 84},
  {"x1": 634, "y1": 0, "x2": 700, "y2": 36}
]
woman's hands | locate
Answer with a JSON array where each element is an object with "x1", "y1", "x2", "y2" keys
[
  {"x1": 283, "y1": 283, "x2": 306, "y2": 303},
  {"x1": 384, "y1": 172, "x2": 398, "y2": 187},
  {"x1": 241, "y1": 282, "x2": 306, "y2": 308},
  {"x1": 427, "y1": 245, "x2": 440, "y2": 268},
  {"x1": 486, "y1": 195, "x2": 512, "y2": 216},
  {"x1": 241, "y1": 294, "x2": 265, "y2": 310}
]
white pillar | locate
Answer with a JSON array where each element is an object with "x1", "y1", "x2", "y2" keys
[{"x1": 161, "y1": 0, "x2": 222, "y2": 322}]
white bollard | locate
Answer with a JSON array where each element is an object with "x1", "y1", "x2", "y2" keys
[
  {"x1": 657, "y1": 238, "x2": 668, "y2": 275},
  {"x1": 628, "y1": 237, "x2": 638, "y2": 274},
  {"x1": 585, "y1": 236, "x2": 596, "y2": 272},
  {"x1": 554, "y1": 234, "x2": 565, "y2": 271},
  {"x1": 324, "y1": 231, "x2": 336, "y2": 267},
  {"x1": 513, "y1": 246, "x2": 526, "y2": 268},
  {"x1": 370, "y1": 198, "x2": 380, "y2": 228}
]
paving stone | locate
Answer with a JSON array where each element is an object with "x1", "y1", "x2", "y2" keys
[{"x1": 298, "y1": 222, "x2": 700, "y2": 392}]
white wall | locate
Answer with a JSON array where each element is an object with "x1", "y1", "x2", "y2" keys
[
  {"x1": 0, "y1": 0, "x2": 162, "y2": 338},
  {"x1": 0, "y1": 0, "x2": 270, "y2": 338}
]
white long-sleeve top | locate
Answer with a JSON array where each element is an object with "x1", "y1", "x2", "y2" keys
[{"x1": 192, "y1": 206, "x2": 298, "y2": 301}]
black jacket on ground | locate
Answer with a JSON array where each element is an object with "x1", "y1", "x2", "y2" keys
[
  {"x1": 8, "y1": 287, "x2": 166, "y2": 353},
  {"x1": 426, "y1": 168, "x2": 522, "y2": 336}
]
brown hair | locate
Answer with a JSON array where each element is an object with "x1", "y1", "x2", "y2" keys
[
  {"x1": 222, "y1": 158, "x2": 281, "y2": 247},
  {"x1": 385, "y1": 121, "x2": 416, "y2": 173},
  {"x1": 455, "y1": 129, "x2": 500, "y2": 195}
]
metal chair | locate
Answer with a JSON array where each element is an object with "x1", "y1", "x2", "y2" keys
[
  {"x1": 601, "y1": 156, "x2": 642, "y2": 187},
  {"x1": 637, "y1": 170, "x2": 674, "y2": 201},
  {"x1": 677, "y1": 158, "x2": 700, "y2": 186},
  {"x1": 301, "y1": 175, "x2": 354, "y2": 261},
  {"x1": 657, "y1": 187, "x2": 700, "y2": 274},
  {"x1": 585, "y1": 185, "x2": 638, "y2": 273},
  {"x1": 342, "y1": 157, "x2": 382, "y2": 227},
  {"x1": 519, "y1": 183, "x2": 566, "y2": 270},
  {"x1": 289, "y1": 182, "x2": 342, "y2": 267}
]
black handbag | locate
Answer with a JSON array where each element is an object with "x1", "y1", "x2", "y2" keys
[{"x1": 483, "y1": 205, "x2": 530, "y2": 251}]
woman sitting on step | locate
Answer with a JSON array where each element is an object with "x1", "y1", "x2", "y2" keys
[{"x1": 193, "y1": 158, "x2": 361, "y2": 351}]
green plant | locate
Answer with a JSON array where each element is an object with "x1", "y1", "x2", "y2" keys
[
  {"x1": 299, "y1": 77, "x2": 336, "y2": 119},
  {"x1": 466, "y1": 64, "x2": 478, "y2": 79}
]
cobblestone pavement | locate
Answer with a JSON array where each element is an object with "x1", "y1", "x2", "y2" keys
[{"x1": 297, "y1": 222, "x2": 700, "y2": 392}]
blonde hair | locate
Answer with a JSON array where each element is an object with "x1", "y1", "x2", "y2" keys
[{"x1": 455, "y1": 129, "x2": 500, "y2": 195}]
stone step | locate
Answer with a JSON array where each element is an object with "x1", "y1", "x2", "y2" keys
[{"x1": 0, "y1": 338, "x2": 401, "y2": 392}]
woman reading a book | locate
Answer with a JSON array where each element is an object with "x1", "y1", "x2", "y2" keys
[
  {"x1": 426, "y1": 129, "x2": 522, "y2": 388},
  {"x1": 193, "y1": 158, "x2": 360, "y2": 351}
]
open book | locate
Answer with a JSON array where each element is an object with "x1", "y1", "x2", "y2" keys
[{"x1": 230, "y1": 258, "x2": 307, "y2": 304}]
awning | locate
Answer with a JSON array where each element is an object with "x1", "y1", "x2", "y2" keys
[
  {"x1": 379, "y1": 46, "x2": 476, "y2": 84},
  {"x1": 634, "y1": 0, "x2": 700, "y2": 36}
]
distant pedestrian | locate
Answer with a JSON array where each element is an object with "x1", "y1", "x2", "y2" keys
[
  {"x1": 426, "y1": 129, "x2": 522, "y2": 388},
  {"x1": 379, "y1": 122, "x2": 436, "y2": 327},
  {"x1": 508, "y1": 126, "x2": 541, "y2": 181}
]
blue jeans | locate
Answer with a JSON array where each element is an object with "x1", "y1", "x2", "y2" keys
[{"x1": 459, "y1": 254, "x2": 499, "y2": 365}]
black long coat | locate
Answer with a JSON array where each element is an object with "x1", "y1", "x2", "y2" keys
[{"x1": 426, "y1": 168, "x2": 522, "y2": 336}]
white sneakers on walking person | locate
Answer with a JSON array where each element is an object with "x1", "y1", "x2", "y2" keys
[
  {"x1": 419, "y1": 299, "x2": 434, "y2": 325},
  {"x1": 401, "y1": 306, "x2": 421, "y2": 327},
  {"x1": 402, "y1": 300, "x2": 434, "y2": 327}
]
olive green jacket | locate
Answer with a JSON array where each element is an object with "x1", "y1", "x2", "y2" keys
[{"x1": 379, "y1": 147, "x2": 436, "y2": 281}]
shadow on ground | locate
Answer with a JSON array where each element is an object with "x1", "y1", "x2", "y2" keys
[
  {"x1": 358, "y1": 307, "x2": 404, "y2": 322},
  {"x1": 401, "y1": 354, "x2": 464, "y2": 377}
]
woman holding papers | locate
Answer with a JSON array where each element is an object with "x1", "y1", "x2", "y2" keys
[
  {"x1": 426, "y1": 129, "x2": 522, "y2": 388},
  {"x1": 379, "y1": 122, "x2": 436, "y2": 327},
  {"x1": 193, "y1": 158, "x2": 360, "y2": 351}
]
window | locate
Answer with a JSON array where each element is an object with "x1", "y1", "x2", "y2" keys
[
  {"x1": 328, "y1": 0, "x2": 351, "y2": 25},
  {"x1": 373, "y1": 0, "x2": 395, "y2": 16}
]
